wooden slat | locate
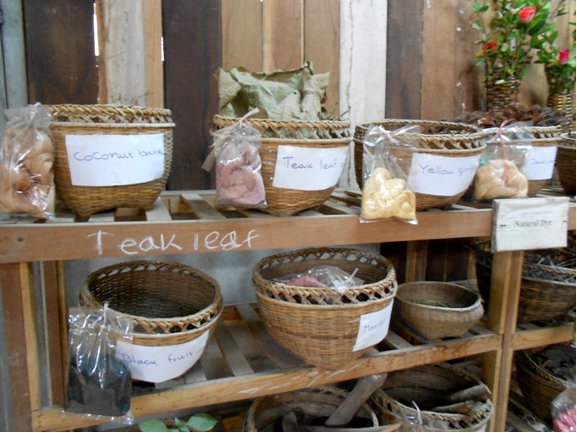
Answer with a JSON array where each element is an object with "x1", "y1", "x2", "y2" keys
[
  {"x1": 262, "y1": 0, "x2": 304, "y2": 72},
  {"x1": 23, "y1": 0, "x2": 97, "y2": 104},
  {"x1": 214, "y1": 322, "x2": 254, "y2": 377},
  {"x1": 405, "y1": 240, "x2": 428, "y2": 281},
  {"x1": 183, "y1": 360, "x2": 208, "y2": 384},
  {"x1": 221, "y1": 0, "x2": 263, "y2": 71},
  {"x1": 199, "y1": 335, "x2": 231, "y2": 381},
  {"x1": 142, "y1": 0, "x2": 164, "y2": 108},
  {"x1": 513, "y1": 322, "x2": 575, "y2": 351},
  {"x1": 384, "y1": 330, "x2": 412, "y2": 350},
  {"x1": 145, "y1": 197, "x2": 172, "y2": 222},
  {"x1": 226, "y1": 318, "x2": 275, "y2": 372},
  {"x1": 180, "y1": 192, "x2": 227, "y2": 220}
]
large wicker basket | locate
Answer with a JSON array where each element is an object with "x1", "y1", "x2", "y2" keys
[
  {"x1": 371, "y1": 363, "x2": 494, "y2": 432},
  {"x1": 243, "y1": 386, "x2": 382, "y2": 431},
  {"x1": 556, "y1": 132, "x2": 576, "y2": 196},
  {"x1": 394, "y1": 281, "x2": 483, "y2": 340},
  {"x1": 353, "y1": 120, "x2": 485, "y2": 210},
  {"x1": 49, "y1": 104, "x2": 175, "y2": 217},
  {"x1": 252, "y1": 248, "x2": 397, "y2": 369},
  {"x1": 213, "y1": 115, "x2": 351, "y2": 216}
]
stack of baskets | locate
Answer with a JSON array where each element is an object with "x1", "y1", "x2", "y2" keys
[
  {"x1": 212, "y1": 116, "x2": 351, "y2": 216},
  {"x1": 353, "y1": 119, "x2": 485, "y2": 210},
  {"x1": 252, "y1": 247, "x2": 397, "y2": 369},
  {"x1": 556, "y1": 131, "x2": 576, "y2": 196},
  {"x1": 79, "y1": 260, "x2": 222, "y2": 382},
  {"x1": 49, "y1": 104, "x2": 175, "y2": 217}
]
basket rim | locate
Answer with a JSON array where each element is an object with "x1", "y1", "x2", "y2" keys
[
  {"x1": 213, "y1": 114, "x2": 350, "y2": 129},
  {"x1": 355, "y1": 119, "x2": 484, "y2": 137},
  {"x1": 517, "y1": 344, "x2": 574, "y2": 387},
  {"x1": 50, "y1": 121, "x2": 176, "y2": 128},
  {"x1": 255, "y1": 288, "x2": 395, "y2": 309},
  {"x1": 258, "y1": 137, "x2": 351, "y2": 144},
  {"x1": 396, "y1": 281, "x2": 482, "y2": 312}
]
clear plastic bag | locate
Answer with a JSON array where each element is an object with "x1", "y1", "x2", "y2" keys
[
  {"x1": 360, "y1": 125, "x2": 417, "y2": 224},
  {"x1": 473, "y1": 122, "x2": 532, "y2": 201},
  {"x1": 552, "y1": 386, "x2": 576, "y2": 432},
  {"x1": 65, "y1": 305, "x2": 133, "y2": 417},
  {"x1": 276, "y1": 265, "x2": 364, "y2": 293},
  {"x1": 0, "y1": 103, "x2": 55, "y2": 219}
]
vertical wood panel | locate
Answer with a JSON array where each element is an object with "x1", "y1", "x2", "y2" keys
[
  {"x1": 143, "y1": 0, "x2": 164, "y2": 108},
  {"x1": 385, "y1": 0, "x2": 423, "y2": 118},
  {"x1": 163, "y1": 0, "x2": 221, "y2": 190},
  {"x1": 221, "y1": 0, "x2": 263, "y2": 72},
  {"x1": 304, "y1": 0, "x2": 340, "y2": 116},
  {"x1": 23, "y1": 0, "x2": 98, "y2": 104},
  {"x1": 262, "y1": 0, "x2": 303, "y2": 72}
]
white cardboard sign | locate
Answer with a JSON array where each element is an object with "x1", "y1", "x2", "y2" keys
[
  {"x1": 492, "y1": 197, "x2": 569, "y2": 252},
  {"x1": 272, "y1": 145, "x2": 348, "y2": 191},
  {"x1": 353, "y1": 301, "x2": 394, "y2": 352},
  {"x1": 65, "y1": 133, "x2": 165, "y2": 186},
  {"x1": 523, "y1": 146, "x2": 557, "y2": 180},
  {"x1": 408, "y1": 153, "x2": 481, "y2": 196},
  {"x1": 115, "y1": 331, "x2": 209, "y2": 383}
]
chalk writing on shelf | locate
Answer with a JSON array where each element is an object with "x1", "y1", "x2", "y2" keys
[{"x1": 87, "y1": 229, "x2": 261, "y2": 256}]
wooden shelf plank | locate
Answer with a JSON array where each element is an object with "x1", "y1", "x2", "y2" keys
[{"x1": 513, "y1": 321, "x2": 575, "y2": 351}]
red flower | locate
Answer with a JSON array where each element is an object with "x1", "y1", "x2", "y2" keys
[
  {"x1": 558, "y1": 49, "x2": 570, "y2": 64},
  {"x1": 483, "y1": 41, "x2": 498, "y2": 51},
  {"x1": 518, "y1": 7, "x2": 537, "y2": 23}
]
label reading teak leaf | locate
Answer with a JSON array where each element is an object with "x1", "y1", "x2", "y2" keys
[{"x1": 492, "y1": 197, "x2": 569, "y2": 252}]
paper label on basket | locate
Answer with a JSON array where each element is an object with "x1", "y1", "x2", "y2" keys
[
  {"x1": 522, "y1": 145, "x2": 557, "y2": 180},
  {"x1": 272, "y1": 145, "x2": 348, "y2": 191},
  {"x1": 115, "y1": 331, "x2": 209, "y2": 383},
  {"x1": 353, "y1": 301, "x2": 394, "y2": 352},
  {"x1": 65, "y1": 134, "x2": 165, "y2": 186},
  {"x1": 407, "y1": 154, "x2": 481, "y2": 196}
]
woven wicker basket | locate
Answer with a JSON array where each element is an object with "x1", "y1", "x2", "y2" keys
[
  {"x1": 49, "y1": 104, "x2": 175, "y2": 217},
  {"x1": 484, "y1": 77, "x2": 521, "y2": 113},
  {"x1": 253, "y1": 248, "x2": 397, "y2": 369},
  {"x1": 79, "y1": 261, "x2": 222, "y2": 347},
  {"x1": 556, "y1": 132, "x2": 576, "y2": 196},
  {"x1": 243, "y1": 386, "x2": 382, "y2": 431},
  {"x1": 524, "y1": 125, "x2": 563, "y2": 196},
  {"x1": 212, "y1": 115, "x2": 351, "y2": 216},
  {"x1": 371, "y1": 363, "x2": 494, "y2": 432},
  {"x1": 515, "y1": 344, "x2": 574, "y2": 422},
  {"x1": 353, "y1": 119, "x2": 485, "y2": 210},
  {"x1": 395, "y1": 281, "x2": 483, "y2": 340}
]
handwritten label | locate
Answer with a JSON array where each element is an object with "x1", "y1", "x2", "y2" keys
[
  {"x1": 88, "y1": 229, "x2": 261, "y2": 256},
  {"x1": 492, "y1": 197, "x2": 569, "y2": 252},
  {"x1": 523, "y1": 145, "x2": 557, "y2": 180},
  {"x1": 272, "y1": 145, "x2": 348, "y2": 191},
  {"x1": 116, "y1": 331, "x2": 209, "y2": 383},
  {"x1": 65, "y1": 133, "x2": 165, "y2": 186},
  {"x1": 408, "y1": 153, "x2": 481, "y2": 196},
  {"x1": 353, "y1": 301, "x2": 394, "y2": 352}
]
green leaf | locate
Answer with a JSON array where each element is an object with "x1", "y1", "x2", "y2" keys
[
  {"x1": 174, "y1": 417, "x2": 189, "y2": 432},
  {"x1": 185, "y1": 414, "x2": 218, "y2": 432},
  {"x1": 139, "y1": 419, "x2": 170, "y2": 432}
]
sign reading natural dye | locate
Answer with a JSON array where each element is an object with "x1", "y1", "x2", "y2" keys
[
  {"x1": 65, "y1": 133, "x2": 165, "y2": 186},
  {"x1": 272, "y1": 145, "x2": 348, "y2": 191},
  {"x1": 353, "y1": 301, "x2": 394, "y2": 351},
  {"x1": 408, "y1": 154, "x2": 481, "y2": 196},
  {"x1": 523, "y1": 146, "x2": 557, "y2": 180}
]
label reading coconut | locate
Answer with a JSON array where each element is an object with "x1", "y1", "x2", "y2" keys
[
  {"x1": 523, "y1": 145, "x2": 557, "y2": 180},
  {"x1": 407, "y1": 153, "x2": 481, "y2": 196},
  {"x1": 272, "y1": 145, "x2": 348, "y2": 191},
  {"x1": 353, "y1": 301, "x2": 394, "y2": 352},
  {"x1": 115, "y1": 331, "x2": 209, "y2": 383},
  {"x1": 65, "y1": 134, "x2": 165, "y2": 186}
]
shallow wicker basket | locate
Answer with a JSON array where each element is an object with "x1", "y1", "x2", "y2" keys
[
  {"x1": 79, "y1": 260, "x2": 222, "y2": 347},
  {"x1": 243, "y1": 385, "x2": 381, "y2": 431},
  {"x1": 395, "y1": 281, "x2": 483, "y2": 340},
  {"x1": 371, "y1": 363, "x2": 494, "y2": 432},
  {"x1": 353, "y1": 119, "x2": 485, "y2": 210},
  {"x1": 556, "y1": 132, "x2": 576, "y2": 196},
  {"x1": 213, "y1": 115, "x2": 351, "y2": 216},
  {"x1": 252, "y1": 247, "x2": 397, "y2": 369},
  {"x1": 515, "y1": 344, "x2": 574, "y2": 422},
  {"x1": 49, "y1": 104, "x2": 175, "y2": 217}
]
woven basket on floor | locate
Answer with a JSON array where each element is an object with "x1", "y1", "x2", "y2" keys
[
  {"x1": 371, "y1": 363, "x2": 494, "y2": 432},
  {"x1": 395, "y1": 281, "x2": 483, "y2": 340},
  {"x1": 79, "y1": 260, "x2": 222, "y2": 347},
  {"x1": 353, "y1": 119, "x2": 485, "y2": 210},
  {"x1": 243, "y1": 385, "x2": 382, "y2": 431},
  {"x1": 213, "y1": 115, "x2": 351, "y2": 216},
  {"x1": 556, "y1": 132, "x2": 576, "y2": 196},
  {"x1": 49, "y1": 104, "x2": 175, "y2": 217},
  {"x1": 253, "y1": 247, "x2": 397, "y2": 369}
]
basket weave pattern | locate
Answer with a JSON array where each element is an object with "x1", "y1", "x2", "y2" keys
[
  {"x1": 556, "y1": 133, "x2": 576, "y2": 195},
  {"x1": 80, "y1": 261, "x2": 223, "y2": 346},
  {"x1": 353, "y1": 119, "x2": 485, "y2": 210},
  {"x1": 213, "y1": 115, "x2": 351, "y2": 216},
  {"x1": 253, "y1": 248, "x2": 397, "y2": 369},
  {"x1": 49, "y1": 104, "x2": 175, "y2": 217}
]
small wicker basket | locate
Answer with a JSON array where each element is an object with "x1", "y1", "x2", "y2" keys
[
  {"x1": 353, "y1": 119, "x2": 485, "y2": 210},
  {"x1": 252, "y1": 247, "x2": 397, "y2": 369},
  {"x1": 49, "y1": 104, "x2": 175, "y2": 217},
  {"x1": 556, "y1": 132, "x2": 576, "y2": 196},
  {"x1": 212, "y1": 115, "x2": 351, "y2": 216},
  {"x1": 79, "y1": 261, "x2": 222, "y2": 347},
  {"x1": 395, "y1": 281, "x2": 483, "y2": 340},
  {"x1": 524, "y1": 125, "x2": 563, "y2": 196}
]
